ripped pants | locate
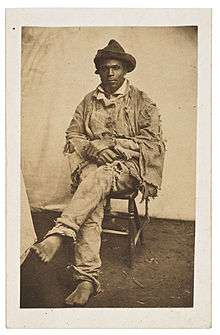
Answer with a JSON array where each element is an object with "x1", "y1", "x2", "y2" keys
[{"x1": 45, "y1": 161, "x2": 138, "y2": 295}]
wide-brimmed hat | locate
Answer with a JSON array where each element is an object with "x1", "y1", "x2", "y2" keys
[{"x1": 94, "y1": 39, "x2": 136, "y2": 73}]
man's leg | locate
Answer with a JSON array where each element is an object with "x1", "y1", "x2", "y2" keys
[
  {"x1": 31, "y1": 161, "x2": 138, "y2": 305},
  {"x1": 31, "y1": 164, "x2": 113, "y2": 263},
  {"x1": 65, "y1": 201, "x2": 104, "y2": 305},
  {"x1": 63, "y1": 162, "x2": 138, "y2": 305}
]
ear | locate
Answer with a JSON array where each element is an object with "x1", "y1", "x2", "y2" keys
[{"x1": 122, "y1": 62, "x2": 128, "y2": 74}]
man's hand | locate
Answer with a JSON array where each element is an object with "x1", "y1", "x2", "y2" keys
[
  {"x1": 114, "y1": 145, "x2": 139, "y2": 160},
  {"x1": 86, "y1": 139, "x2": 115, "y2": 161},
  {"x1": 116, "y1": 139, "x2": 139, "y2": 151},
  {"x1": 97, "y1": 149, "x2": 119, "y2": 164}
]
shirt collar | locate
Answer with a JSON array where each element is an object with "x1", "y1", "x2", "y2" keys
[{"x1": 93, "y1": 79, "x2": 130, "y2": 101}]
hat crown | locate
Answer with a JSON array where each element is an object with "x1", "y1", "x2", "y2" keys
[
  {"x1": 101, "y1": 39, "x2": 125, "y2": 54},
  {"x1": 94, "y1": 39, "x2": 136, "y2": 73}
]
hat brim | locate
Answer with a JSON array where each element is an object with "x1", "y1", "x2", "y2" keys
[{"x1": 94, "y1": 51, "x2": 136, "y2": 74}]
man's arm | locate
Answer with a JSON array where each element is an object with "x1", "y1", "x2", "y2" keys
[
  {"x1": 136, "y1": 95, "x2": 166, "y2": 196},
  {"x1": 65, "y1": 101, "x2": 119, "y2": 163},
  {"x1": 65, "y1": 101, "x2": 90, "y2": 158},
  {"x1": 137, "y1": 99, "x2": 163, "y2": 145},
  {"x1": 116, "y1": 94, "x2": 164, "y2": 149},
  {"x1": 104, "y1": 96, "x2": 163, "y2": 162}
]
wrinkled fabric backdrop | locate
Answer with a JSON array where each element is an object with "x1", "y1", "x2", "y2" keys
[
  {"x1": 21, "y1": 171, "x2": 37, "y2": 263},
  {"x1": 21, "y1": 27, "x2": 197, "y2": 221}
]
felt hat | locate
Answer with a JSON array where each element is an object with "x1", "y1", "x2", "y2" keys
[{"x1": 94, "y1": 39, "x2": 136, "y2": 73}]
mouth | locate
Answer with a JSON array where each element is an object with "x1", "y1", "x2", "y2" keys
[{"x1": 106, "y1": 80, "x2": 117, "y2": 84}]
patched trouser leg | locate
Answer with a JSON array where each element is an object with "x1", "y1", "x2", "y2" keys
[
  {"x1": 69, "y1": 201, "x2": 104, "y2": 294},
  {"x1": 45, "y1": 164, "x2": 113, "y2": 240},
  {"x1": 69, "y1": 162, "x2": 138, "y2": 294}
]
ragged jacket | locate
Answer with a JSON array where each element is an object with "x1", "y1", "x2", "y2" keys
[{"x1": 64, "y1": 81, "x2": 166, "y2": 199}]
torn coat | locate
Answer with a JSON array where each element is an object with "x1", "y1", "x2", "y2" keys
[{"x1": 64, "y1": 82, "x2": 166, "y2": 199}]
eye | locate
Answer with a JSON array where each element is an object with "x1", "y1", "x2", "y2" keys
[
  {"x1": 99, "y1": 64, "x2": 121, "y2": 72},
  {"x1": 99, "y1": 65, "x2": 108, "y2": 71},
  {"x1": 112, "y1": 65, "x2": 120, "y2": 70}
]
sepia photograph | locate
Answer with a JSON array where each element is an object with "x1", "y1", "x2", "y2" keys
[
  {"x1": 20, "y1": 26, "x2": 197, "y2": 309},
  {"x1": 6, "y1": 8, "x2": 211, "y2": 328}
]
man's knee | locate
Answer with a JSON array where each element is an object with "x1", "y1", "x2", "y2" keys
[
  {"x1": 94, "y1": 165, "x2": 115, "y2": 187},
  {"x1": 80, "y1": 164, "x2": 113, "y2": 181},
  {"x1": 87, "y1": 165, "x2": 114, "y2": 194},
  {"x1": 97, "y1": 165, "x2": 113, "y2": 176},
  {"x1": 78, "y1": 164, "x2": 113, "y2": 197}
]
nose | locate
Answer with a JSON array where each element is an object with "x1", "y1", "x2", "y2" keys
[{"x1": 107, "y1": 68, "x2": 114, "y2": 76}]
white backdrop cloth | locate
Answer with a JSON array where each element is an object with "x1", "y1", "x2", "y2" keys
[{"x1": 21, "y1": 27, "x2": 197, "y2": 220}]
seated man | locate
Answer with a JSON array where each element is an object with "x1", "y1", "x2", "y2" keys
[{"x1": 31, "y1": 39, "x2": 166, "y2": 306}]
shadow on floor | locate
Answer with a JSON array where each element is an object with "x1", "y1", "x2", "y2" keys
[{"x1": 21, "y1": 211, "x2": 195, "y2": 308}]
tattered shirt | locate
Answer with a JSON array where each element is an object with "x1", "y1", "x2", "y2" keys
[{"x1": 64, "y1": 80, "x2": 166, "y2": 199}]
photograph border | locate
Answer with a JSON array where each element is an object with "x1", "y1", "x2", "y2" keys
[{"x1": 6, "y1": 8, "x2": 211, "y2": 328}]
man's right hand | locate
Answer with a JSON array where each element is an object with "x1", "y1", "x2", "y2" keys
[{"x1": 97, "y1": 149, "x2": 119, "y2": 164}]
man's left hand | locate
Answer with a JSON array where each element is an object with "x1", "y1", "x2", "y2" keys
[
  {"x1": 97, "y1": 149, "x2": 119, "y2": 164},
  {"x1": 86, "y1": 139, "x2": 116, "y2": 160}
]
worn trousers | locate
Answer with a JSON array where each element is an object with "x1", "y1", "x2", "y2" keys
[{"x1": 45, "y1": 161, "x2": 137, "y2": 294}]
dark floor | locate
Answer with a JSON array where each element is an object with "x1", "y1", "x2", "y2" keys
[{"x1": 20, "y1": 211, "x2": 195, "y2": 308}]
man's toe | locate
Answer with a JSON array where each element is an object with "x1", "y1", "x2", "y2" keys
[{"x1": 41, "y1": 254, "x2": 47, "y2": 262}]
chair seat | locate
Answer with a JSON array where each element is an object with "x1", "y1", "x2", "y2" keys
[{"x1": 107, "y1": 189, "x2": 138, "y2": 200}]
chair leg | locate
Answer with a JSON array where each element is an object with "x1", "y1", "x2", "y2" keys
[
  {"x1": 140, "y1": 229, "x2": 145, "y2": 246},
  {"x1": 104, "y1": 197, "x2": 111, "y2": 225},
  {"x1": 140, "y1": 198, "x2": 150, "y2": 246},
  {"x1": 128, "y1": 198, "x2": 136, "y2": 268},
  {"x1": 145, "y1": 198, "x2": 150, "y2": 225},
  {"x1": 133, "y1": 202, "x2": 145, "y2": 246}
]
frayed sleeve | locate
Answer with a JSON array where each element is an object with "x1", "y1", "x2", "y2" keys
[
  {"x1": 137, "y1": 96, "x2": 163, "y2": 143},
  {"x1": 136, "y1": 95, "x2": 166, "y2": 197},
  {"x1": 64, "y1": 100, "x2": 90, "y2": 158}
]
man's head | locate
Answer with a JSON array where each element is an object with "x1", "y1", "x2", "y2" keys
[
  {"x1": 97, "y1": 58, "x2": 127, "y2": 93},
  {"x1": 94, "y1": 39, "x2": 136, "y2": 93}
]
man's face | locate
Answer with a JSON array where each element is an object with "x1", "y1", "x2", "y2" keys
[{"x1": 98, "y1": 59, "x2": 127, "y2": 93}]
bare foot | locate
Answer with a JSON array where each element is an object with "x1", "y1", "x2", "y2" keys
[
  {"x1": 65, "y1": 281, "x2": 94, "y2": 306},
  {"x1": 31, "y1": 234, "x2": 62, "y2": 263}
]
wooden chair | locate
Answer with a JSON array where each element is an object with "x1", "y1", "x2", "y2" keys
[{"x1": 102, "y1": 190, "x2": 150, "y2": 268}]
